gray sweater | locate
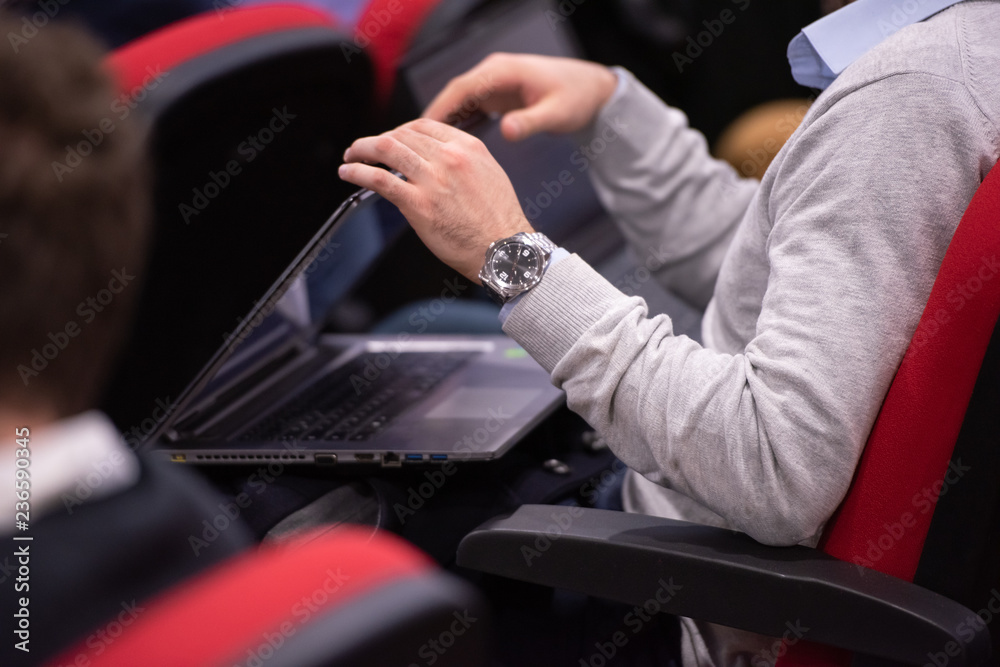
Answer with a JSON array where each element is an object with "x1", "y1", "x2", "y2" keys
[{"x1": 503, "y1": 1, "x2": 1000, "y2": 663}]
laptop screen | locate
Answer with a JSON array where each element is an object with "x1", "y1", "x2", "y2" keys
[
  {"x1": 182, "y1": 191, "x2": 398, "y2": 411},
  {"x1": 101, "y1": 182, "x2": 385, "y2": 446},
  {"x1": 98, "y1": 28, "x2": 376, "y2": 440}
]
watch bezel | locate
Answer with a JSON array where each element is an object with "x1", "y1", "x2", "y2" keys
[{"x1": 479, "y1": 232, "x2": 554, "y2": 304}]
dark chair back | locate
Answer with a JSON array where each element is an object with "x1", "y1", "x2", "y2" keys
[{"x1": 100, "y1": 5, "x2": 375, "y2": 434}]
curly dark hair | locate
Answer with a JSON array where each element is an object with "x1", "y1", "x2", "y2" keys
[{"x1": 0, "y1": 11, "x2": 150, "y2": 417}]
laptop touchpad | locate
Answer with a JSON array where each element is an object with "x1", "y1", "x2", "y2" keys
[{"x1": 425, "y1": 388, "x2": 540, "y2": 420}]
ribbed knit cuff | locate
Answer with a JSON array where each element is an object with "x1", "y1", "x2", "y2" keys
[{"x1": 502, "y1": 254, "x2": 627, "y2": 373}]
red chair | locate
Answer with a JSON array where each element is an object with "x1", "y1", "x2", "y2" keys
[
  {"x1": 99, "y1": 4, "x2": 377, "y2": 432},
  {"x1": 353, "y1": 0, "x2": 448, "y2": 101},
  {"x1": 457, "y1": 161, "x2": 1000, "y2": 665},
  {"x1": 354, "y1": 0, "x2": 550, "y2": 121},
  {"x1": 46, "y1": 528, "x2": 489, "y2": 666},
  {"x1": 77, "y1": 13, "x2": 489, "y2": 666},
  {"x1": 107, "y1": 5, "x2": 338, "y2": 92}
]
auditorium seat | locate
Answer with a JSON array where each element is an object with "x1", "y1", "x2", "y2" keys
[
  {"x1": 457, "y1": 159, "x2": 1000, "y2": 665},
  {"x1": 100, "y1": 4, "x2": 376, "y2": 431},
  {"x1": 46, "y1": 528, "x2": 490, "y2": 666}
]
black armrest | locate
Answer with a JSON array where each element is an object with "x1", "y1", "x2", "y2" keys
[{"x1": 457, "y1": 505, "x2": 991, "y2": 666}]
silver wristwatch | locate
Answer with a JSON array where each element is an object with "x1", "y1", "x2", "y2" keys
[{"x1": 479, "y1": 232, "x2": 558, "y2": 305}]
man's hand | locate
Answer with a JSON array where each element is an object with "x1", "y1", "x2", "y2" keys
[
  {"x1": 340, "y1": 54, "x2": 616, "y2": 281},
  {"x1": 424, "y1": 53, "x2": 618, "y2": 142},
  {"x1": 338, "y1": 118, "x2": 532, "y2": 283}
]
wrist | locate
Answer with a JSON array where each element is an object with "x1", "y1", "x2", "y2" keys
[
  {"x1": 478, "y1": 231, "x2": 556, "y2": 305},
  {"x1": 595, "y1": 66, "x2": 619, "y2": 110},
  {"x1": 498, "y1": 247, "x2": 570, "y2": 323},
  {"x1": 471, "y1": 219, "x2": 535, "y2": 283}
]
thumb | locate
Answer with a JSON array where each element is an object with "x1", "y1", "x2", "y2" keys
[{"x1": 500, "y1": 96, "x2": 563, "y2": 141}]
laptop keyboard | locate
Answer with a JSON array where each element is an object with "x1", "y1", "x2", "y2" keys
[{"x1": 238, "y1": 351, "x2": 475, "y2": 443}]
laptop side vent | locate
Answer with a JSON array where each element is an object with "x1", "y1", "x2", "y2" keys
[{"x1": 192, "y1": 454, "x2": 308, "y2": 462}]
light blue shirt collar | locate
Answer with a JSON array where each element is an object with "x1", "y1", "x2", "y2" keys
[{"x1": 788, "y1": 0, "x2": 963, "y2": 89}]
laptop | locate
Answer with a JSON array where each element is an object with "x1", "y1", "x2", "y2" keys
[
  {"x1": 98, "y1": 0, "x2": 610, "y2": 466},
  {"x1": 107, "y1": 180, "x2": 563, "y2": 466}
]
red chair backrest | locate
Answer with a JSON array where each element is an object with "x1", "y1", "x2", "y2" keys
[
  {"x1": 107, "y1": 4, "x2": 338, "y2": 92},
  {"x1": 45, "y1": 528, "x2": 433, "y2": 666},
  {"x1": 354, "y1": 0, "x2": 445, "y2": 100},
  {"x1": 778, "y1": 162, "x2": 1000, "y2": 665}
]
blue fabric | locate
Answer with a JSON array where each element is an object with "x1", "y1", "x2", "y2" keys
[
  {"x1": 305, "y1": 202, "x2": 385, "y2": 323},
  {"x1": 245, "y1": 0, "x2": 370, "y2": 24},
  {"x1": 788, "y1": 0, "x2": 963, "y2": 89},
  {"x1": 498, "y1": 247, "x2": 571, "y2": 324},
  {"x1": 372, "y1": 298, "x2": 505, "y2": 335},
  {"x1": 17, "y1": 0, "x2": 213, "y2": 48}
]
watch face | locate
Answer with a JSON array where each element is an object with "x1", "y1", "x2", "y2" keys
[{"x1": 490, "y1": 242, "x2": 541, "y2": 289}]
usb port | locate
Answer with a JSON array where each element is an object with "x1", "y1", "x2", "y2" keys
[
  {"x1": 430, "y1": 454, "x2": 448, "y2": 461},
  {"x1": 405, "y1": 454, "x2": 424, "y2": 461}
]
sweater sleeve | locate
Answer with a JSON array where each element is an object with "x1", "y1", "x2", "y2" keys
[
  {"x1": 571, "y1": 68, "x2": 760, "y2": 308},
  {"x1": 504, "y1": 71, "x2": 992, "y2": 546}
]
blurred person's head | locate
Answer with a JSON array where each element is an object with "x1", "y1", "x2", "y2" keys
[{"x1": 0, "y1": 11, "x2": 150, "y2": 422}]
